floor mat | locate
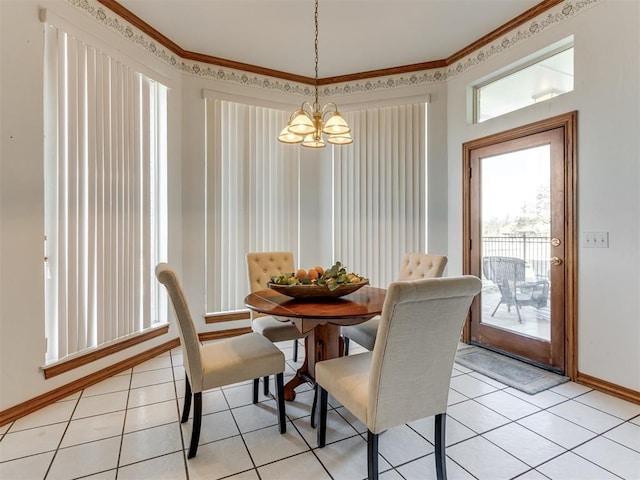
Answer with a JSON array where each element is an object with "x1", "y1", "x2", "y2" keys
[{"x1": 455, "y1": 345, "x2": 569, "y2": 394}]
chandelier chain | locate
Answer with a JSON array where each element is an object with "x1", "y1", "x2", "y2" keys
[
  {"x1": 277, "y1": 0, "x2": 351, "y2": 147},
  {"x1": 314, "y1": 0, "x2": 319, "y2": 106}
]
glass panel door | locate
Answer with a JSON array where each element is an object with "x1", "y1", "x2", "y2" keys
[
  {"x1": 480, "y1": 146, "x2": 551, "y2": 340},
  {"x1": 465, "y1": 125, "x2": 567, "y2": 373}
]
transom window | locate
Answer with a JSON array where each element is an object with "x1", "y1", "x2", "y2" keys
[{"x1": 474, "y1": 38, "x2": 574, "y2": 123}]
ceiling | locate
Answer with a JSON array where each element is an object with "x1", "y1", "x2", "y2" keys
[{"x1": 114, "y1": 0, "x2": 546, "y2": 81}]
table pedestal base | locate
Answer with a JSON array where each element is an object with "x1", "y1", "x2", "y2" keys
[{"x1": 283, "y1": 323, "x2": 343, "y2": 401}]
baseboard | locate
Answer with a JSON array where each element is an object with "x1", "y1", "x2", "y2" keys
[
  {"x1": 198, "y1": 327, "x2": 253, "y2": 342},
  {"x1": 43, "y1": 325, "x2": 170, "y2": 379},
  {"x1": 576, "y1": 371, "x2": 640, "y2": 405},
  {"x1": 0, "y1": 325, "x2": 255, "y2": 427},
  {"x1": 0, "y1": 338, "x2": 180, "y2": 427}
]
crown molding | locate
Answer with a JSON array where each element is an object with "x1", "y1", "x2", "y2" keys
[
  {"x1": 94, "y1": 0, "x2": 566, "y2": 86},
  {"x1": 67, "y1": 0, "x2": 602, "y2": 97}
]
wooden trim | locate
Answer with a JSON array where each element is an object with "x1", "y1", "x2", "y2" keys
[
  {"x1": 461, "y1": 140, "x2": 473, "y2": 343},
  {"x1": 205, "y1": 311, "x2": 251, "y2": 324},
  {"x1": 461, "y1": 112, "x2": 578, "y2": 378},
  {"x1": 95, "y1": 0, "x2": 314, "y2": 85},
  {"x1": 42, "y1": 325, "x2": 170, "y2": 379},
  {"x1": 461, "y1": 111, "x2": 577, "y2": 150},
  {"x1": 0, "y1": 339, "x2": 179, "y2": 427},
  {"x1": 182, "y1": 51, "x2": 315, "y2": 85},
  {"x1": 317, "y1": 60, "x2": 447, "y2": 86},
  {"x1": 97, "y1": 0, "x2": 561, "y2": 84},
  {"x1": 198, "y1": 327, "x2": 252, "y2": 342},
  {"x1": 445, "y1": 0, "x2": 564, "y2": 66},
  {"x1": 564, "y1": 112, "x2": 578, "y2": 379},
  {"x1": 96, "y1": 0, "x2": 182, "y2": 54},
  {"x1": 2, "y1": 326, "x2": 250, "y2": 426},
  {"x1": 576, "y1": 372, "x2": 640, "y2": 406}
]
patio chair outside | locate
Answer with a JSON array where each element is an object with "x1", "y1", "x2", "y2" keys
[{"x1": 482, "y1": 255, "x2": 549, "y2": 323}]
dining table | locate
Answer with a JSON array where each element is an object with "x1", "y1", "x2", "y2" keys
[{"x1": 244, "y1": 286, "x2": 386, "y2": 401}]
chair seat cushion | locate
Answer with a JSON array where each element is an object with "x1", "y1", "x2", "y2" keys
[
  {"x1": 342, "y1": 317, "x2": 379, "y2": 351},
  {"x1": 252, "y1": 315, "x2": 306, "y2": 342},
  {"x1": 200, "y1": 333, "x2": 285, "y2": 391},
  {"x1": 316, "y1": 352, "x2": 372, "y2": 425}
]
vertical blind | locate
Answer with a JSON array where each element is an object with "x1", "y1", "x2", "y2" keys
[
  {"x1": 43, "y1": 23, "x2": 168, "y2": 363},
  {"x1": 205, "y1": 98, "x2": 300, "y2": 312},
  {"x1": 332, "y1": 104, "x2": 427, "y2": 288}
]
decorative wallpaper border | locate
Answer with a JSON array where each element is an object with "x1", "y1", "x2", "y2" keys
[{"x1": 68, "y1": 0, "x2": 602, "y2": 98}]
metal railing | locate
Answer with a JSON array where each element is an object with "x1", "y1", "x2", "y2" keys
[{"x1": 482, "y1": 235, "x2": 551, "y2": 281}]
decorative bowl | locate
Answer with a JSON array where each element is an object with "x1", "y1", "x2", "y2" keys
[{"x1": 267, "y1": 280, "x2": 369, "y2": 299}]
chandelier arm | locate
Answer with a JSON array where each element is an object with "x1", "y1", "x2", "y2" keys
[
  {"x1": 300, "y1": 101, "x2": 314, "y2": 115},
  {"x1": 320, "y1": 102, "x2": 339, "y2": 119}
]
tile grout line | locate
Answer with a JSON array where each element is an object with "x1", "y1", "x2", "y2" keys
[
  {"x1": 3, "y1": 345, "x2": 639, "y2": 479},
  {"x1": 169, "y1": 349, "x2": 191, "y2": 480},
  {"x1": 113, "y1": 367, "x2": 135, "y2": 479},
  {"x1": 41, "y1": 389, "x2": 82, "y2": 480}
]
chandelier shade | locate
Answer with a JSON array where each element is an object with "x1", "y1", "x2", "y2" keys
[
  {"x1": 278, "y1": 126, "x2": 304, "y2": 144},
  {"x1": 288, "y1": 111, "x2": 316, "y2": 135},
  {"x1": 302, "y1": 134, "x2": 326, "y2": 148},
  {"x1": 278, "y1": 0, "x2": 352, "y2": 148},
  {"x1": 327, "y1": 132, "x2": 353, "y2": 145},
  {"x1": 323, "y1": 110, "x2": 350, "y2": 135}
]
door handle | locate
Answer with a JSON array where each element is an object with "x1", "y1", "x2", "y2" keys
[{"x1": 550, "y1": 256, "x2": 563, "y2": 266}]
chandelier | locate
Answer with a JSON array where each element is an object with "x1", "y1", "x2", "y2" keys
[{"x1": 278, "y1": 0, "x2": 352, "y2": 148}]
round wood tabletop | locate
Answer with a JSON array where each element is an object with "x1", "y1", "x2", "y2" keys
[{"x1": 245, "y1": 286, "x2": 386, "y2": 324}]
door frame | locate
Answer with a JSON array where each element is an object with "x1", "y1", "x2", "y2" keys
[{"x1": 462, "y1": 111, "x2": 578, "y2": 380}]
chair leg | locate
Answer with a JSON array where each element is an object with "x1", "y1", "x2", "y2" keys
[
  {"x1": 276, "y1": 372, "x2": 286, "y2": 434},
  {"x1": 310, "y1": 383, "x2": 318, "y2": 428},
  {"x1": 514, "y1": 301, "x2": 523, "y2": 323},
  {"x1": 263, "y1": 375, "x2": 270, "y2": 396},
  {"x1": 252, "y1": 378, "x2": 259, "y2": 404},
  {"x1": 316, "y1": 386, "x2": 328, "y2": 447},
  {"x1": 181, "y1": 374, "x2": 192, "y2": 423},
  {"x1": 187, "y1": 392, "x2": 202, "y2": 459},
  {"x1": 491, "y1": 300, "x2": 502, "y2": 317},
  {"x1": 435, "y1": 413, "x2": 447, "y2": 480},
  {"x1": 343, "y1": 336, "x2": 350, "y2": 356},
  {"x1": 367, "y1": 430, "x2": 379, "y2": 480},
  {"x1": 292, "y1": 338, "x2": 298, "y2": 362}
]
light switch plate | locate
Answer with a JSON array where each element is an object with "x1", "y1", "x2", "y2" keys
[{"x1": 583, "y1": 231, "x2": 609, "y2": 248}]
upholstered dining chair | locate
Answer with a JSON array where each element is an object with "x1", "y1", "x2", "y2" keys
[
  {"x1": 342, "y1": 252, "x2": 447, "y2": 353},
  {"x1": 246, "y1": 252, "x2": 307, "y2": 394},
  {"x1": 155, "y1": 263, "x2": 286, "y2": 459},
  {"x1": 316, "y1": 276, "x2": 482, "y2": 480}
]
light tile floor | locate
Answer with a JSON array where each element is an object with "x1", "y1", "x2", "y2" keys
[{"x1": 1, "y1": 341, "x2": 639, "y2": 480}]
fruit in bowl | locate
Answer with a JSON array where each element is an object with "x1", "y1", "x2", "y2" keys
[{"x1": 269, "y1": 262, "x2": 368, "y2": 298}]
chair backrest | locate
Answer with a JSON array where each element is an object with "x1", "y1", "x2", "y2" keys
[
  {"x1": 367, "y1": 276, "x2": 482, "y2": 433},
  {"x1": 155, "y1": 263, "x2": 203, "y2": 392},
  {"x1": 398, "y1": 253, "x2": 447, "y2": 281},
  {"x1": 246, "y1": 252, "x2": 295, "y2": 319},
  {"x1": 483, "y1": 256, "x2": 526, "y2": 284}
]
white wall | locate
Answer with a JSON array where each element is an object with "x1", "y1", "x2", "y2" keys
[
  {"x1": 445, "y1": 0, "x2": 640, "y2": 391},
  {"x1": 0, "y1": 0, "x2": 47, "y2": 412},
  {"x1": 2, "y1": 0, "x2": 637, "y2": 413},
  {"x1": 0, "y1": 0, "x2": 183, "y2": 410}
]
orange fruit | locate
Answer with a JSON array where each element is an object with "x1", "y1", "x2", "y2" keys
[
  {"x1": 307, "y1": 269, "x2": 319, "y2": 280},
  {"x1": 295, "y1": 269, "x2": 307, "y2": 280},
  {"x1": 314, "y1": 265, "x2": 324, "y2": 275}
]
